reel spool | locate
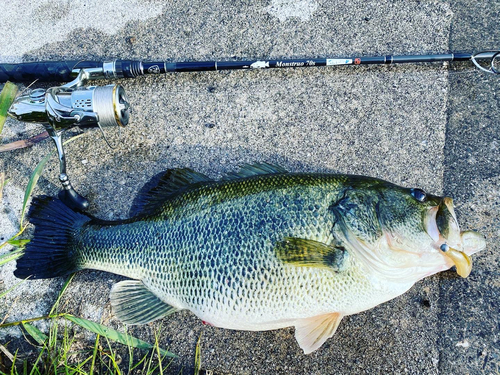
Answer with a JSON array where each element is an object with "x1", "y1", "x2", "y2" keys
[{"x1": 8, "y1": 70, "x2": 130, "y2": 211}]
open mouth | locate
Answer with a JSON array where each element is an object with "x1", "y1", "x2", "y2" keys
[{"x1": 424, "y1": 197, "x2": 484, "y2": 278}]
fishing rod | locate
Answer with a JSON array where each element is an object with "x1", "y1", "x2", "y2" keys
[
  {"x1": 1, "y1": 50, "x2": 498, "y2": 82},
  {"x1": 1, "y1": 50, "x2": 498, "y2": 210}
]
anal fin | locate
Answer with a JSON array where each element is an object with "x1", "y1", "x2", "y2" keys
[
  {"x1": 294, "y1": 313, "x2": 343, "y2": 354},
  {"x1": 110, "y1": 280, "x2": 177, "y2": 325}
]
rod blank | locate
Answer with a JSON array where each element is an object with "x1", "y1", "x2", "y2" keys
[{"x1": 0, "y1": 51, "x2": 497, "y2": 83}]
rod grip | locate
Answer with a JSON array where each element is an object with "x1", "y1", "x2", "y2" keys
[{"x1": 0, "y1": 61, "x2": 101, "y2": 83}]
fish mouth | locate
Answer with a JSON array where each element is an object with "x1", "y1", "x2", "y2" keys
[{"x1": 424, "y1": 197, "x2": 485, "y2": 278}]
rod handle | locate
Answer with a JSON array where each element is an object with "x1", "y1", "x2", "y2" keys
[{"x1": 0, "y1": 61, "x2": 103, "y2": 83}]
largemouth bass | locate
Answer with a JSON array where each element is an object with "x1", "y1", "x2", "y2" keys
[{"x1": 15, "y1": 163, "x2": 486, "y2": 354}]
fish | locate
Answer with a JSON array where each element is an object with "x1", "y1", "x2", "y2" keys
[{"x1": 14, "y1": 163, "x2": 486, "y2": 354}]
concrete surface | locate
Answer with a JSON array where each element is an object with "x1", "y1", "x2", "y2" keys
[{"x1": 0, "y1": 0, "x2": 498, "y2": 373}]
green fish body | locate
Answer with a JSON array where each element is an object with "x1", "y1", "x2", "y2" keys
[{"x1": 15, "y1": 164, "x2": 486, "y2": 353}]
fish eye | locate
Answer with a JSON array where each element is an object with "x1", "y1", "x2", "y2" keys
[{"x1": 411, "y1": 188, "x2": 427, "y2": 202}]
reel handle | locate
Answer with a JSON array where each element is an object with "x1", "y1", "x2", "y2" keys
[
  {"x1": 49, "y1": 131, "x2": 89, "y2": 211},
  {"x1": 58, "y1": 182, "x2": 90, "y2": 211}
]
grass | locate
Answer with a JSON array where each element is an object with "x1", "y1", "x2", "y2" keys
[
  {"x1": 0, "y1": 129, "x2": 181, "y2": 374},
  {"x1": 0, "y1": 82, "x2": 18, "y2": 137},
  {"x1": 0, "y1": 319, "x2": 174, "y2": 375},
  {"x1": 0, "y1": 263, "x2": 176, "y2": 374},
  {"x1": 193, "y1": 334, "x2": 202, "y2": 375},
  {"x1": 0, "y1": 263, "x2": 177, "y2": 374}
]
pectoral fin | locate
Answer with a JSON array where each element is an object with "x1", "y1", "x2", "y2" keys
[
  {"x1": 110, "y1": 280, "x2": 177, "y2": 325},
  {"x1": 294, "y1": 313, "x2": 343, "y2": 354},
  {"x1": 275, "y1": 237, "x2": 347, "y2": 271}
]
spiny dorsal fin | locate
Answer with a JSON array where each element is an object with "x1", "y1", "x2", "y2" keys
[
  {"x1": 222, "y1": 162, "x2": 288, "y2": 180},
  {"x1": 295, "y1": 313, "x2": 343, "y2": 354},
  {"x1": 110, "y1": 280, "x2": 177, "y2": 325},
  {"x1": 275, "y1": 237, "x2": 348, "y2": 271},
  {"x1": 130, "y1": 168, "x2": 213, "y2": 216}
]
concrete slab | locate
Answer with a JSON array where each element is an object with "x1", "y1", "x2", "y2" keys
[
  {"x1": 437, "y1": 2, "x2": 500, "y2": 373},
  {"x1": 0, "y1": 0, "x2": 497, "y2": 373}
]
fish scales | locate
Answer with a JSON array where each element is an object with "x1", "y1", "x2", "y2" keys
[
  {"x1": 77, "y1": 174, "x2": 380, "y2": 326},
  {"x1": 15, "y1": 164, "x2": 486, "y2": 353}
]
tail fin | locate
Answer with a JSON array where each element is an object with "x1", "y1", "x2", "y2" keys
[{"x1": 14, "y1": 196, "x2": 91, "y2": 279}]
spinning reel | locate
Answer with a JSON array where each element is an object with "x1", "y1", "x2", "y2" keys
[{"x1": 8, "y1": 66, "x2": 130, "y2": 210}]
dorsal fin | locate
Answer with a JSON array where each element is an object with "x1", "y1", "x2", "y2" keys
[
  {"x1": 130, "y1": 168, "x2": 213, "y2": 216},
  {"x1": 222, "y1": 162, "x2": 288, "y2": 180}
]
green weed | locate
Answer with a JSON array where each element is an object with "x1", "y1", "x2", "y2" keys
[
  {"x1": 0, "y1": 82, "x2": 18, "y2": 137},
  {"x1": 1, "y1": 317, "x2": 174, "y2": 374}
]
